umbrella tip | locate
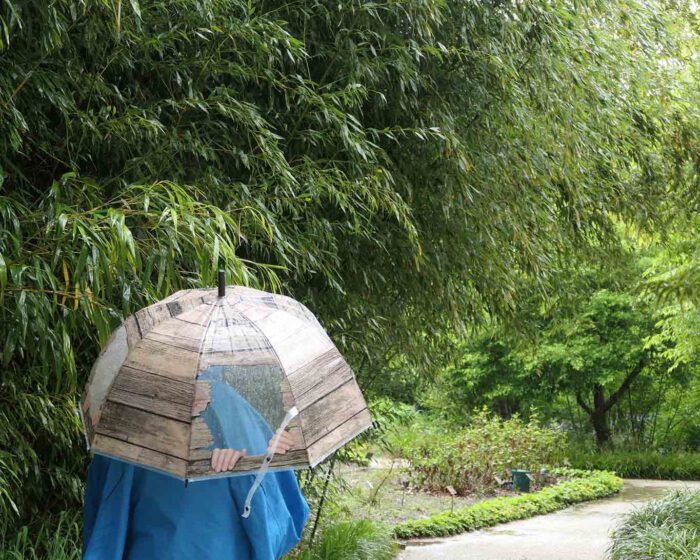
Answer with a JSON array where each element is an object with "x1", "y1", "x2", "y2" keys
[{"x1": 217, "y1": 269, "x2": 225, "y2": 298}]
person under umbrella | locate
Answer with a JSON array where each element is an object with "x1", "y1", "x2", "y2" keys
[
  {"x1": 82, "y1": 375, "x2": 308, "y2": 560},
  {"x1": 79, "y1": 279, "x2": 372, "y2": 559}
]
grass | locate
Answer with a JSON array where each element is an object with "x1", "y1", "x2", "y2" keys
[
  {"x1": 609, "y1": 489, "x2": 700, "y2": 559},
  {"x1": 293, "y1": 520, "x2": 397, "y2": 560},
  {"x1": 393, "y1": 469, "x2": 623, "y2": 539},
  {"x1": 0, "y1": 510, "x2": 81, "y2": 560},
  {"x1": 570, "y1": 451, "x2": 700, "y2": 480}
]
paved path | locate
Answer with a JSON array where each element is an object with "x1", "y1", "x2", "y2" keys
[{"x1": 399, "y1": 479, "x2": 700, "y2": 560}]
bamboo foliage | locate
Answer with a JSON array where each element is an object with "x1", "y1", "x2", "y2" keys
[{"x1": 0, "y1": 0, "x2": 695, "y2": 539}]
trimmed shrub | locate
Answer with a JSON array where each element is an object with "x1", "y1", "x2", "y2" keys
[
  {"x1": 570, "y1": 452, "x2": 700, "y2": 480},
  {"x1": 394, "y1": 469, "x2": 622, "y2": 539},
  {"x1": 610, "y1": 490, "x2": 700, "y2": 559},
  {"x1": 398, "y1": 410, "x2": 567, "y2": 495}
]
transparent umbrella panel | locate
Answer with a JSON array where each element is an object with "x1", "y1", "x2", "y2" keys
[{"x1": 191, "y1": 301, "x2": 299, "y2": 472}]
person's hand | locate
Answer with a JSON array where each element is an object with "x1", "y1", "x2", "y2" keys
[
  {"x1": 268, "y1": 429, "x2": 294, "y2": 455},
  {"x1": 211, "y1": 448, "x2": 246, "y2": 472}
]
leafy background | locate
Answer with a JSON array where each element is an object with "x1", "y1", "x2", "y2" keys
[{"x1": 1, "y1": 0, "x2": 698, "y2": 553}]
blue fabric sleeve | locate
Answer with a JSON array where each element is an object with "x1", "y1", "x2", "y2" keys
[
  {"x1": 83, "y1": 376, "x2": 309, "y2": 560},
  {"x1": 229, "y1": 472, "x2": 309, "y2": 560},
  {"x1": 82, "y1": 455, "x2": 135, "y2": 560},
  {"x1": 205, "y1": 378, "x2": 310, "y2": 559}
]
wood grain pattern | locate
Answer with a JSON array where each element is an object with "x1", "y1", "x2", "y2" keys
[
  {"x1": 245, "y1": 309, "x2": 333, "y2": 372},
  {"x1": 109, "y1": 366, "x2": 194, "y2": 422},
  {"x1": 189, "y1": 417, "x2": 214, "y2": 450},
  {"x1": 230, "y1": 302, "x2": 275, "y2": 323},
  {"x1": 270, "y1": 329, "x2": 332, "y2": 373},
  {"x1": 124, "y1": 339, "x2": 199, "y2": 379},
  {"x1": 96, "y1": 401, "x2": 190, "y2": 459},
  {"x1": 307, "y1": 407, "x2": 372, "y2": 466},
  {"x1": 112, "y1": 366, "x2": 194, "y2": 402},
  {"x1": 177, "y1": 305, "x2": 215, "y2": 326},
  {"x1": 285, "y1": 422, "x2": 304, "y2": 451},
  {"x1": 92, "y1": 433, "x2": 187, "y2": 478},
  {"x1": 187, "y1": 449, "x2": 308, "y2": 477},
  {"x1": 108, "y1": 390, "x2": 192, "y2": 422},
  {"x1": 158, "y1": 289, "x2": 191, "y2": 305},
  {"x1": 133, "y1": 308, "x2": 154, "y2": 338},
  {"x1": 123, "y1": 316, "x2": 143, "y2": 348},
  {"x1": 88, "y1": 286, "x2": 373, "y2": 480},
  {"x1": 288, "y1": 349, "x2": 353, "y2": 411},
  {"x1": 164, "y1": 290, "x2": 211, "y2": 317},
  {"x1": 191, "y1": 380, "x2": 211, "y2": 417},
  {"x1": 149, "y1": 302, "x2": 174, "y2": 324},
  {"x1": 299, "y1": 379, "x2": 368, "y2": 446},
  {"x1": 145, "y1": 331, "x2": 201, "y2": 353},
  {"x1": 150, "y1": 318, "x2": 207, "y2": 341},
  {"x1": 188, "y1": 422, "x2": 305, "y2": 461},
  {"x1": 281, "y1": 379, "x2": 295, "y2": 410}
]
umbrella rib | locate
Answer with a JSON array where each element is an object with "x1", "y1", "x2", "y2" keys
[{"x1": 220, "y1": 299, "x2": 238, "y2": 355}]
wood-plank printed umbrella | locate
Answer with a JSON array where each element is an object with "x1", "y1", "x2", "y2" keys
[{"x1": 80, "y1": 278, "x2": 372, "y2": 500}]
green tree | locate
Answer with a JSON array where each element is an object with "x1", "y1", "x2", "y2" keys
[
  {"x1": 527, "y1": 290, "x2": 660, "y2": 449},
  {"x1": 430, "y1": 250, "x2": 691, "y2": 450}
]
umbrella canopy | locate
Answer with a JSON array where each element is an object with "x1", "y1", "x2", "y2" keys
[{"x1": 80, "y1": 283, "x2": 372, "y2": 484}]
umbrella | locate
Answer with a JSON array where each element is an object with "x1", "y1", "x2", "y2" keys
[{"x1": 79, "y1": 273, "x2": 372, "y2": 515}]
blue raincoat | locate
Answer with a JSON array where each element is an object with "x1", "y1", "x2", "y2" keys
[{"x1": 83, "y1": 377, "x2": 309, "y2": 559}]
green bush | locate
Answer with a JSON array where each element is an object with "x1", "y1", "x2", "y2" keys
[
  {"x1": 341, "y1": 399, "x2": 419, "y2": 466},
  {"x1": 398, "y1": 410, "x2": 566, "y2": 495},
  {"x1": 394, "y1": 469, "x2": 622, "y2": 539},
  {"x1": 610, "y1": 490, "x2": 700, "y2": 560},
  {"x1": 570, "y1": 451, "x2": 700, "y2": 480},
  {"x1": 294, "y1": 520, "x2": 397, "y2": 560},
  {"x1": 0, "y1": 510, "x2": 81, "y2": 560}
]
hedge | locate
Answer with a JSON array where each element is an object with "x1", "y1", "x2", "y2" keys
[
  {"x1": 393, "y1": 469, "x2": 623, "y2": 539},
  {"x1": 570, "y1": 452, "x2": 700, "y2": 481}
]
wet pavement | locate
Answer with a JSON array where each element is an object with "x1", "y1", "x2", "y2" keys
[{"x1": 398, "y1": 479, "x2": 700, "y2": 560}]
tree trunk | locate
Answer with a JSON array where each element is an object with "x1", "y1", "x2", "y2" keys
[
  {"x1": 575, "y1": 357, "x2": 648, "y2": 450},
  {"x1": 588, "y1": 384, "x2": 611, "y2": 449}
]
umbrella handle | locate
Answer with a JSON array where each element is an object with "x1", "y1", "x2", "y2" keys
[{"x1": 242, "y1": 406, "x2": 299, "y2": 518}]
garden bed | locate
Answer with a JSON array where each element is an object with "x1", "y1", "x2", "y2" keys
[
  {"x1": 333, "y1": 457, "x2": 568, "y2": 526},
  {"x1": 333, "y1": 459, "x2": 529, "y2": 526},
  {"x1": 394, "y1": 468, "x2": 623, "y2": 539}
]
